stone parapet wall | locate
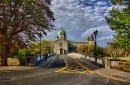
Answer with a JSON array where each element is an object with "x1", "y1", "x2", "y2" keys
[
  {"x1": 7, "y1": 55, "x2": 45, "y2": 66},
  {"x1": 7, "y1": 58, "x2": 27, "y2": 66},
  {"x1": 67, "y1": 53, "x2": 123, "y2": 69},
  {"x1": 67, "y1": 53, "x2": 104, "y2": 66}
]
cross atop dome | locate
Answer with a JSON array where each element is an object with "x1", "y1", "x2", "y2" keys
[{"x1": 61, "y1": 26, "x2": 63, "y2": 30}]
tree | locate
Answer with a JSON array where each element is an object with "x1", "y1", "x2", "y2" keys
[
  {"x1": 18, "y1": 49, "x2": 26, "y2": 58},
  {"x1": 105, "y1": 0, "x2": 130, "y2": 54},
  {"x1": 87, "y1": 44, "x2": 104, "y2": 56},
  {"x1": 27, "y1": 42, "x2": 39, "y2": 56},
  {"x1": 105, "y1": 45, "x2": 120, "y2": 59},
  {"x1": 87, "y1": 44, "x2": 95, "y2": 55},
  {"x1": 40, "y1": 40, "x2": 51, "y2": 54},
  {"x1": 0, "y1": 0, "x2": 55, "y2": 66},
  {"x1": 27, "y1": 40, "x2": 52, "y2": 56},
  {"x1": 76, "y1": 45, "x2": 88, "y2": 55}
]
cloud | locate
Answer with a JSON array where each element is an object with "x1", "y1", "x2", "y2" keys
[
  {"x1": 44, "y1": 0, "x2": 114, "y2": 47},
  {"x1": 81, "y1": 25, "x2": 115, "y2": 40},
  {"x1": 96, "y1": 1, "x2": 107, "y2": 6}
]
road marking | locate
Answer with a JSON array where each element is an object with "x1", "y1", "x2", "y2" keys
[
  {"x1": 55, "y1": 55, "x2": 93, "y2": 74},
  {"x1": 48, "y1": 55, "x2": 57, "y2": 65},
  {"x1": 72, "y1": 58, "x2": 94, "y2": 74},
  {"x1": 95, "y1": 71, "x2": 130, "y2": 82},
  {"x1": 69, "y1": 56, "x2": 130, "y2": 82},
  {"x1": 55, "y1": 56, "x2": 68, "y2": 72}
]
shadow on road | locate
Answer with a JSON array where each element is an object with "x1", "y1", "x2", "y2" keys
[{"x1": 46, "y1": 56, "x2": 66, "y2": 68}]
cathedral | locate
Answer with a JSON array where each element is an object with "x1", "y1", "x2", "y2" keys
[{"x1": 52, "y1": 28, "x2": 94, "y2": 54}]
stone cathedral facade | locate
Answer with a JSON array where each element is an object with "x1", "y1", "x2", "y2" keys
[{"x1": 52, "y1": 28, "x2": 94, "y2": 54}]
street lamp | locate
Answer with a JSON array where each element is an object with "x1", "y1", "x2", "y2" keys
[
  {"x1": 39, "y1": 32, "x2": 42, "y2": 59},
  {"x1": 46, "y1": 44, "x2": 51, "y2": 56},
  {"x1": 93, "y1": 30, "x2": 98, "y2": 62}
]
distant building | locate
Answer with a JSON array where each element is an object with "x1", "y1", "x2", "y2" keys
[{"x1": 52, "y1": 28, "x2": 94, "y2": 54}]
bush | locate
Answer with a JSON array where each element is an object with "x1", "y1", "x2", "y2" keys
[
  {"x1": 76, "y1": 45, "x2": 87, "y2": 55},
  {"x1": 18, "y1": 49, "x2": 26, "y2": 58},
  {"x1": 104, "y1": 45, "x2": 124, "y2": 59},
  {"x1": 11, "y1": 55, "x2": 19, "y2": 58},
  {"x1": 87, "y1": 44, "x2": 104, "y2": 56},
  {"x1": 119, "y1": 60, "x2": 130, "y2": 65},
  {"x1": 119, "y1": 60, "x2": 130, "y2": 72}
]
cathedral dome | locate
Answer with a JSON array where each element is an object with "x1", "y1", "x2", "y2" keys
[
  {"x1": 58, "y1": 28, "x2": 66, "y2": 36},
  {"x1": 57, "y1": 28, "x2": 67, "y2": 40}
]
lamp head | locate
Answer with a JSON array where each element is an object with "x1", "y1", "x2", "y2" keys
[
  {"x1": 93, "y1": 30, "x2": 98, "y2": 36},
  {"x1": 39, "y1": 32, "x2": 42, "y2": 38}
]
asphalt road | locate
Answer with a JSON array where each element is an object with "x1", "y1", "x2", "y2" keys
[{"x1": 0, "y1": 55, "x2": 130, "y2": 85}]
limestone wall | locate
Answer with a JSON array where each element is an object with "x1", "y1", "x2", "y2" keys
[{"x1": 7, "y1": 58, "x2": 27, "y2": 66}]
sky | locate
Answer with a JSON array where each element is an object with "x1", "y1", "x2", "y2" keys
[{"x1": 44, "y1": 0, "x2": 116, "y2": 47}]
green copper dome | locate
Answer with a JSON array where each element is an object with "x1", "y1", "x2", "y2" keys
[
  {"x1": 58, "y1": 29, "x2": 66, "y2": 36},
  {"x1": 57, "y1": 28, "x2": 67, "y2": 40}
]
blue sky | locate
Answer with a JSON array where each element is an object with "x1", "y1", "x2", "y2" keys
[{"x1": 44, "y1": 0, "x2": 116, "y2": 47}]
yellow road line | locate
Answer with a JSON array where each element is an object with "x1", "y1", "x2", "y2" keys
[
  {"x1": 95, "y1": 71, "x2": 130, "y2": 82},
  {"x1": 61, "y1": 71, "x2": 91, "y2": 74},
  {"x1": 55, "y1": 56, "x2": 68, "y2": 72},
  {"x1": 56, "y1": 56, "x2": 93, "y2": 74},
  {"x1": 69, "y1": 56, "x2": 130, "y2": 82},
  {"x1": 48, "y1": 55, "x2": 57, "y2": 65},
  {"x1": 72, "y1": 58, "x2": 94, "y2": 74},
  {"x1": 56, "y1": 55, "x2": 130, "y2": 82}
]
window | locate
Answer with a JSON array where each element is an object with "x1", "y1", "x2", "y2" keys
[{"x1": 59, "y1": 43, "x2": 63, "y2": 47}]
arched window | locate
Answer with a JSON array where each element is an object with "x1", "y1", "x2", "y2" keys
[{"x1": 59, "y1": 43, "x2": 63, "y2": 47}]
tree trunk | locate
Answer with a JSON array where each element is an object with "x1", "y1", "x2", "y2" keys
[
  {"x1": 0, "y1": 55, "x2": 3, "y2": 67},
  {"x1": 0, "y1": 44, "x2": 10, "y2": 66}
]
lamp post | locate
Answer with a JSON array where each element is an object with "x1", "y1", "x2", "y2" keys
[
  {"x1": 93, "y1": 30, "x2": 98, "y2": 62},
  {"x1": 39, "y1": 32, "x2": 42, "y2": 59},
  {"x1": 47, "y1": 44, "x2": 51, "y2": 56}
]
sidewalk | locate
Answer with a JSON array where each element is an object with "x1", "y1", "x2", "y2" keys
[
  {"x1": 84, "y1": 59, "x2": 130, "y2": 82},
  {"x1": 0, "y1": 55, "x2": 56, "y2": 71},
  {"x1": 69, "y1": 55, "x2": 130, "y2": 82},
  {"x1": 0, "y1": 66, "x2": 37, "y2": 71},
  {"x1": 94, "y1": 68, "x2": 130, "y2": 82}
]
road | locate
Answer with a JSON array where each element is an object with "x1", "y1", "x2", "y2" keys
[{"x1": 0, "y1": 55, "x2": 130, "y2": 85}]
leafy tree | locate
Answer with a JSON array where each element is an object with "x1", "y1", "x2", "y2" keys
[
  {"x1": 18, "y1": 49, "x2": 26, "y2": 58},
  {"x1": 76, "y1": 45, "x2": 88, "y2": 55},
  {"x1": 0, "y1": 0, "x2": 55, "y2": 66},
  {"x1": 87, "y1": 44, "x2": 95, "y2": 55},
  {"x1": 105, "y1": 0, "x2": 130, "y2": 54},
  {"x1": 27, "y1": 42, "x2": 39, "y2": 56},
  {"x1": 40, "y1": 40, "x2": 51, "y2": 54},
  {"x1": 104, "y1": 43, "x2": 126, "y2": 58},
  {"x1": 87, "y1": 44, "x2": 104, "y2": 56},
  {"x1": 27, "y1": 40, "x2": 52, "y2": 56}
]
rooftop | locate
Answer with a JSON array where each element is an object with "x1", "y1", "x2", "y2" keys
[
  {"x1": 57, "y1": 28, "x2": 66, "y2": 36},
  {"x1": 69, "y1": 40, "x2": 89, "y2": 43}
]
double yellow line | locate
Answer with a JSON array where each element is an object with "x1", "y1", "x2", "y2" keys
[
  {"x1": 56, "y1": 55, "x2": 130, "y2": 82},
  {"x1": 72, "y1": 57, "x2": 130, "y2": 82},
  {"x1": 55, "y1": 56, "x2": 93, "y2": 74},
  {"x1": 73, "y1": 58, "x2": 94, "y2": 74},
  {"x1": 55, "y1": 57, "x2": 68, "y2": 72}
]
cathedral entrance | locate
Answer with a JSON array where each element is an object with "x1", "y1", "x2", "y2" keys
[{"x1": 60, "y1": 48, "x2": 63, "y2": 54}]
